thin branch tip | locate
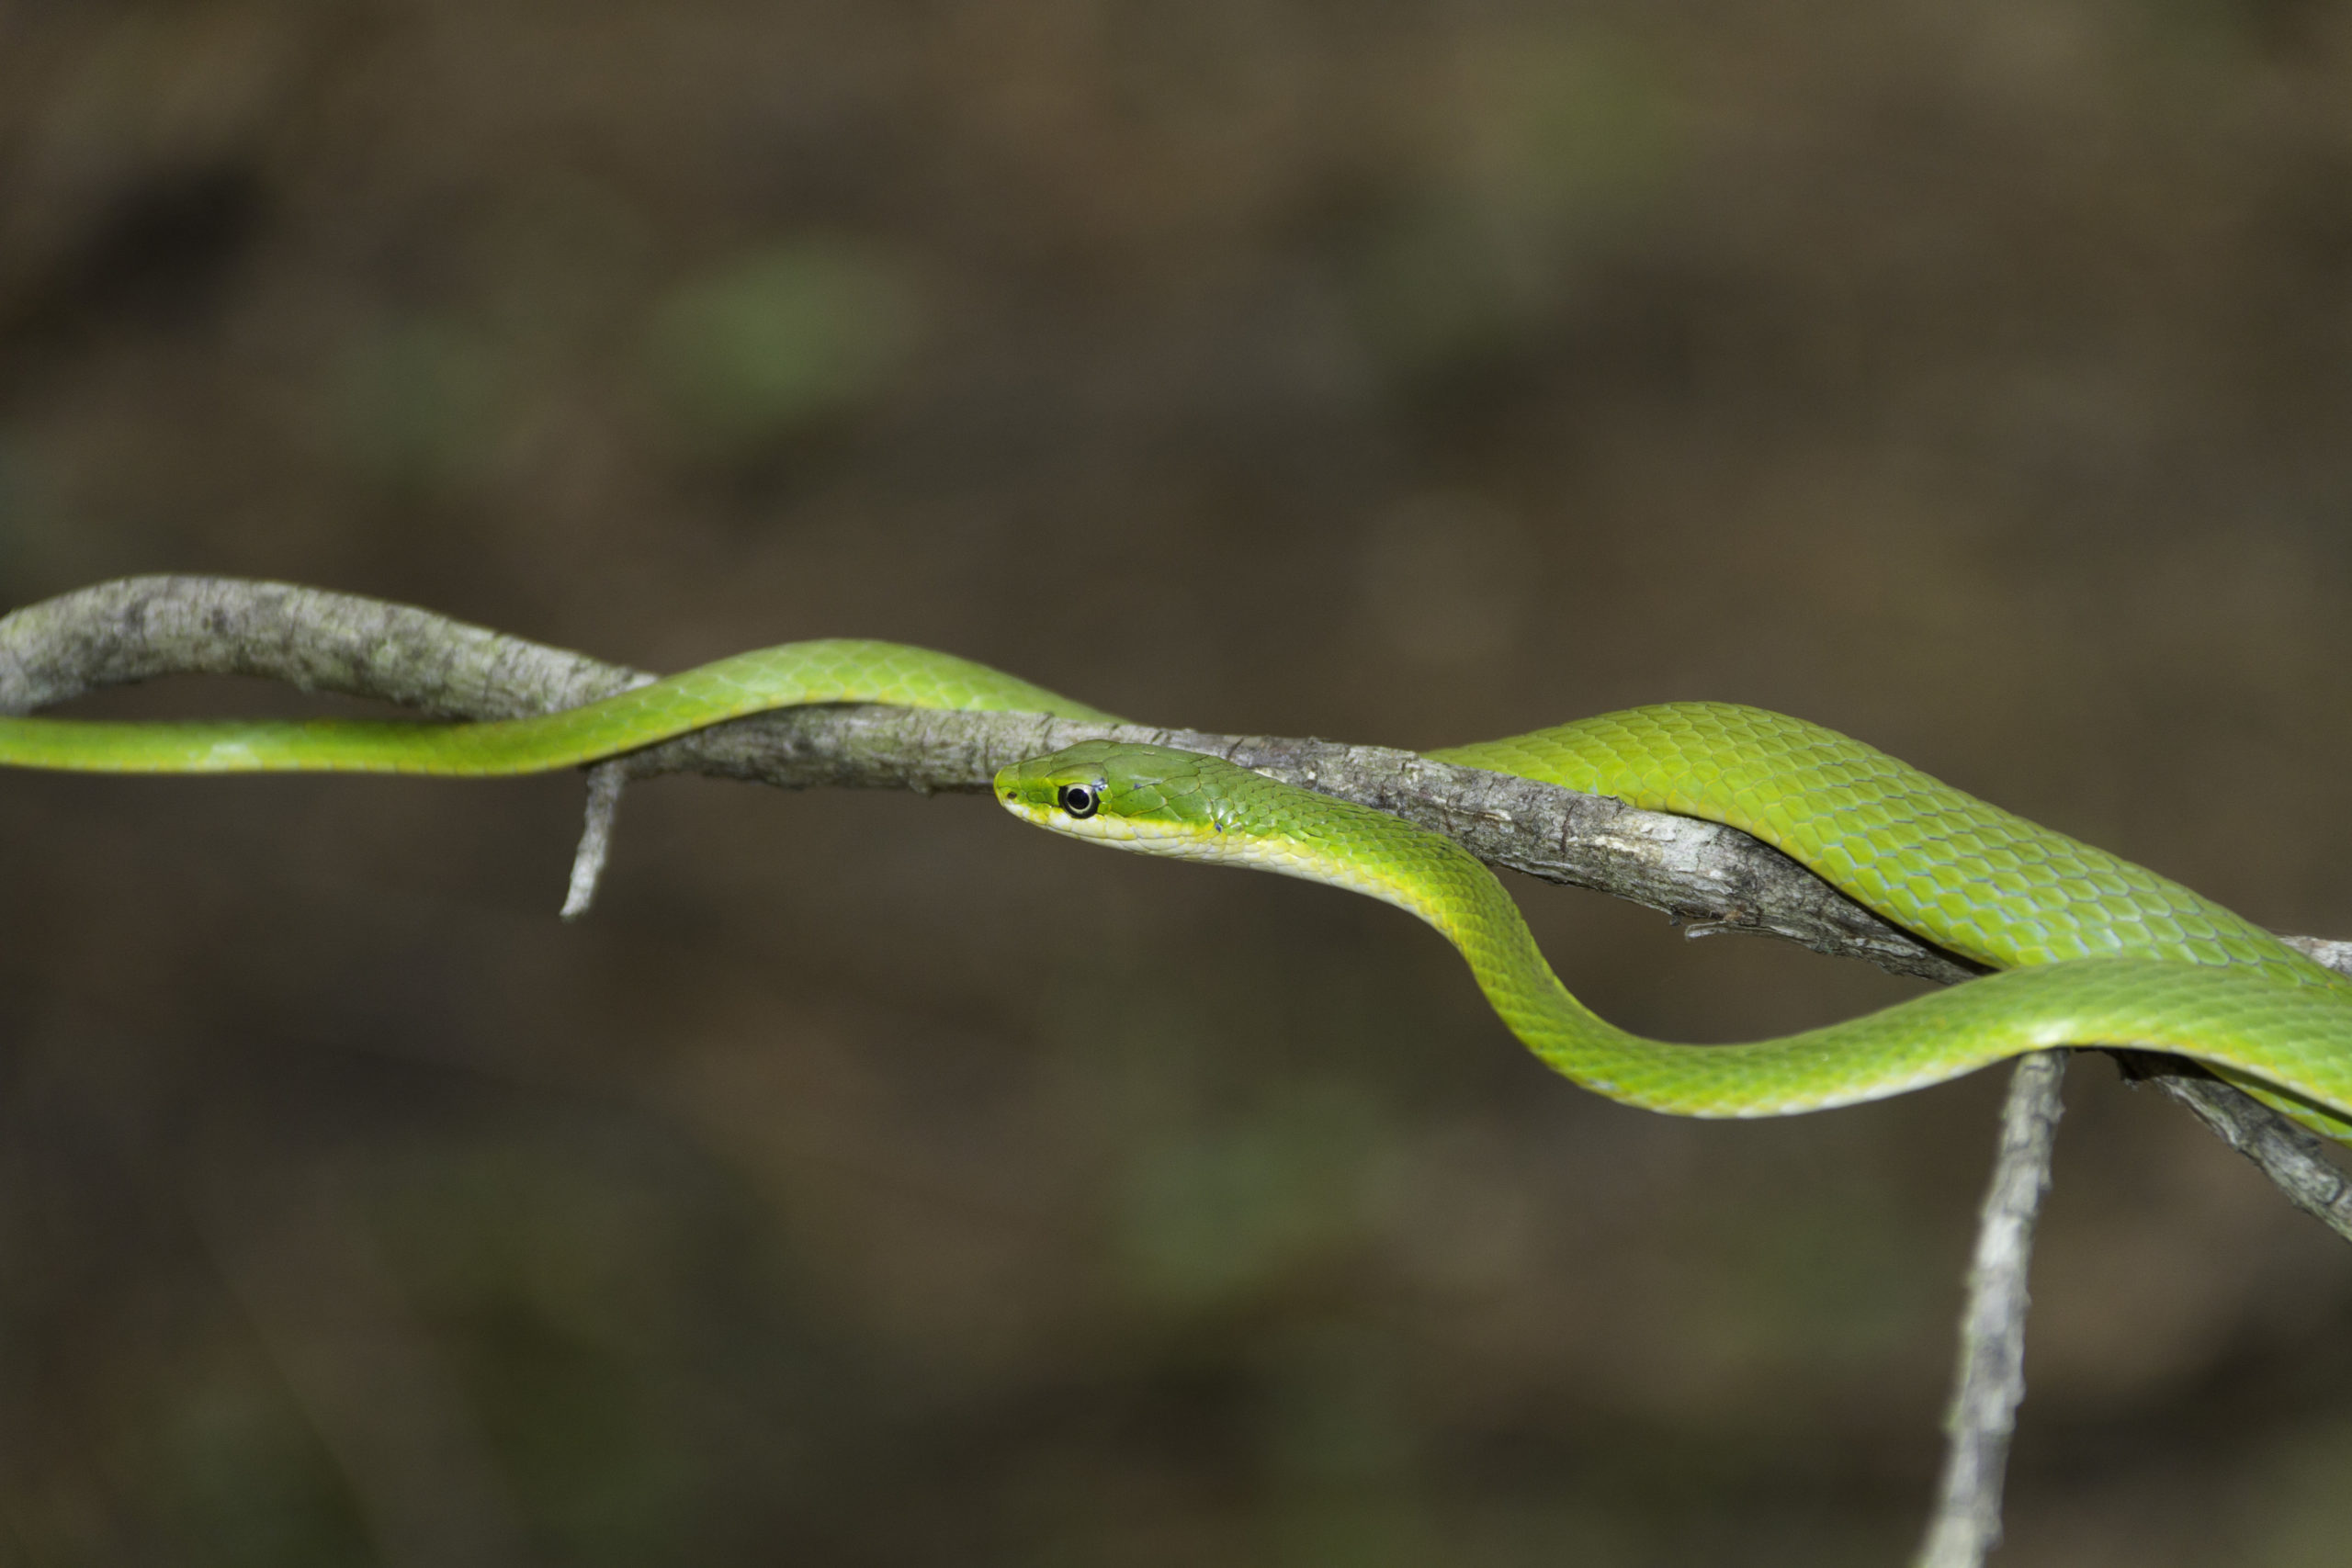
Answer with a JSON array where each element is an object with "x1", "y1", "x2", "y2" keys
[
  {"x1": 560, "y1": 763, "x2": 628, "y2": 921},
  {"x1": 1915, "y1": 1049, "x2": 2066, "y2": 1568}
]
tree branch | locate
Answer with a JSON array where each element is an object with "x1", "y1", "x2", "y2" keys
[
  {"x1": 10, "y1": 574, "x2": 2350, "y2": 1566},
  {"x1": 1, "y1": 574, "x2": 2344, "y2": 1231}
]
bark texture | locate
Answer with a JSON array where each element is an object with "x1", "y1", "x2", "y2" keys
[{"x1": 0, "y1": 573, "x2": 2343, "y2": 1233}]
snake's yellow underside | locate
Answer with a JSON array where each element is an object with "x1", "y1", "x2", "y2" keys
[{"x1": 5, "y1": 636, "x2": 2346, "y2": 1137}]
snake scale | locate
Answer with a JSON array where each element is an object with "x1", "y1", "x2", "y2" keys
[{"x1": 5, "y1": 636, "x2": 2346, "y2": 1140}]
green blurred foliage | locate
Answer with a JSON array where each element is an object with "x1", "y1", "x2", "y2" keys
[
  {"x1": 1114, "y1": 1083, "x2": 1386, "y2": 1313},
  {"x1": 1349, "y1": 27, "x2": 1682, "y2": 380},
  {"x1": 642, "y1": 241, "x2": 922, "y2": 456},
  {"x1": 157, "y1": 1365, "x2": 372, "y2": 1568},
  {"x1": 2242, "y1": 1416, "x2": 2352, "y2": 1568},
  {"x1": 334, "y1": 318, "x2": 505, "y2": 494}
]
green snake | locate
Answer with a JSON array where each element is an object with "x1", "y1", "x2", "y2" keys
[{"x1": 6, "y1": 637, "x2": 2348, "y2": 1140}]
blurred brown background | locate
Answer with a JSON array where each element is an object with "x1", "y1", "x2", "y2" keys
[{"x1": 6, "y1": 1, "x2": 2352, "y2": 1563}]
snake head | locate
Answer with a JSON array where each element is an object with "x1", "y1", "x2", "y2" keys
[
  {"x1": 996, "y1": 739, "x2": 1470, "y2": 930},
  {"x1": 994, "y1": 740, "x2": 1251, "y2": 851}
]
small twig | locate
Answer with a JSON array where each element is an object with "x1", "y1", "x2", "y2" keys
[
  {"x1": 560, "y1": 761, "x2": 629, "y2": 920},
  {"x1": 558, "y1": 671, "x2": 658, "y2": 919},
  {"x1": 1916, "y1": 1050, "x2": 2067, "y2": 1568}
]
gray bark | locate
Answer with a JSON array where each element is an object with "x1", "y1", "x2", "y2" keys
[{"x1": 0, "y1": 574, "x2": 2341, "y2": 1228}]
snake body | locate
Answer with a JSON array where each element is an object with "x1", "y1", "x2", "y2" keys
[
  {"x1": 0, "y1": 640, "x2": 1120, "y2": 773},
  {"x1": 1431, "y1": 706, "x2": 2338, "y2": 991},
  {"x1": 999, "y1": 739, "x2": 2352, "y2": 1132},
  {"x1": 5, "y1": 637, "x2": 2346, "y2": 1135}
]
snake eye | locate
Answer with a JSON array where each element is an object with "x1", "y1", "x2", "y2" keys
[{"x1": 1057, "y1": 784, "x2": 1100, "y2": 818}]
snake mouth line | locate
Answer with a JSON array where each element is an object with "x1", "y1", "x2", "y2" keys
[{"x1": 997, "y1": 800, "x2": 1179, "y2": 847}]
